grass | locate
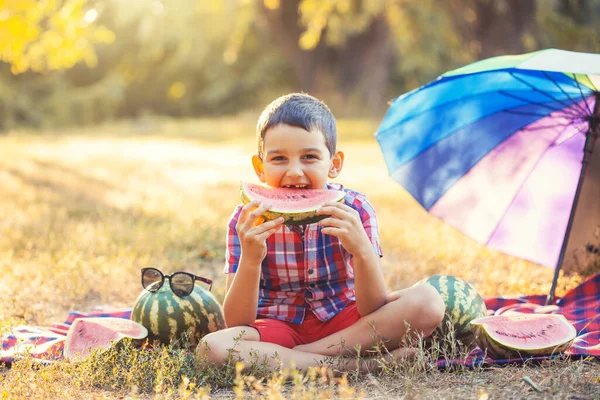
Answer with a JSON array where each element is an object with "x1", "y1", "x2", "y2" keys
[{"x1": 0, "y1": 116, "x2": 599, "y2": 398}]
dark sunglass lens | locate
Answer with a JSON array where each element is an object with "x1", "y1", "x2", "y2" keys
[
  {"x1": 142, "y1": 269, "x2": 163, "y2": 292},
  {"x1": 170, "y1": 273, "x2": 194, "y2": 297}
]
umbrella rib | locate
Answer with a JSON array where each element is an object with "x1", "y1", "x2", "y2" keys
[
  {"x1": 520, "y1": 121, "x2": 572, "y2": 133},
  {"x1": 550, "y1": 123, "x2": 588, "y2": 147},
  {"x1": 498, "y1": 90, "x2": 579, "y2": 118},
  {"x1": 542, "y1": 71, "x2": 590, "y2": 116},
  {"x1": 495, "y1": 112, "x2": 573, "y2": 132},
  {"x1": 502, "y1": 109, "x2": 565, "y2": 118},
  {"x1": 571, "y1": 74, "x2": 594, "y2": 115},
  {"x1": 508, "y1": 72, "x2": 583, "y2": 115},
  {"x1": 501, "y1": 114, "x2": 581, "y2": 134}
]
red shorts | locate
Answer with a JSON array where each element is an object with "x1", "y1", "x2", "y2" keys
[{"x1": 248, "y1": 302, "x2": 361, "y2": 349}]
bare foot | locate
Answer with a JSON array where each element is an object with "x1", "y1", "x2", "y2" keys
[
  {"x1": 390, "y1": 346, "x2": 418, "y2": 360},
  {"x1": 323, "y1": 347, "x2": 419, "y2": 375}
]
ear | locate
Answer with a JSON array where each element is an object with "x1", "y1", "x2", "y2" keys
[
  {"x1": 328, "y1": 150, "x2": 344, "y2": 179},
  {"x1": 252, "y1": 154, "x2": 267, "y2": 183}
]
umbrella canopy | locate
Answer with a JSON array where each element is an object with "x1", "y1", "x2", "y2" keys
[{"x1": 376, "y1": 49, "x2": 600, "y2": 302}]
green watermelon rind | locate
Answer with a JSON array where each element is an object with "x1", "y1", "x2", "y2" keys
[
  {"x1": 471, "y1": 314, "x2": 577, "y2": 360},
  {"x1": 131, "y1": 282, "x2": 225, "y2": 347},
  {"x1": 417, "y1": 275, "x2": 487, "y2": 341},
  {"x1": 240, "y1": 182, "x2": 346, "y2": 226}
]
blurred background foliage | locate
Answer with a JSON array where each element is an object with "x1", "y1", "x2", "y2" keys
[{"x1": 0, "y1": 0, "x2": 599, "y2": 130}]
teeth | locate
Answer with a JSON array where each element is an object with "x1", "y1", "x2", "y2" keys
[{"x1": 285, "y1": 185, "x2": 307, "y2": 188}]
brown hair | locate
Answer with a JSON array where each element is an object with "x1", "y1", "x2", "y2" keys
[{"x1": 256, "y1": 93, "x2": 337, "y2": 160}]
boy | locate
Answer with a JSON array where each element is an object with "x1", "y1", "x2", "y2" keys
[{"x1": 197, "y1": 93, "x2": 445, "y2": 372}]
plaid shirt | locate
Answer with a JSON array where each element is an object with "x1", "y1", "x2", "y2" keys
[{"x1": 224, "y1": 183, "x2": 383, "y2": 324}]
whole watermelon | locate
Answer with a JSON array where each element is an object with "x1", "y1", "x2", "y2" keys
[
  {"x1": 417, "y1": 275, "x2": 487, "y2": 343},
  {"x1": 131, "y1": 282, "x2": 225, "y2": 347}
]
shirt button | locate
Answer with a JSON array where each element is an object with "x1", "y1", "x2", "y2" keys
[
  {"x1": 308, "y1": 269, "x2": 314, "y2": 275},
  {"x1": 309, "y1": 283, "x2": 316, "y2": 288}
]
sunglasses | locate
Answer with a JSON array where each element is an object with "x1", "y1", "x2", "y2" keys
[{"x1": 141, "y1": 267, "x2": 213, "y2": 297}]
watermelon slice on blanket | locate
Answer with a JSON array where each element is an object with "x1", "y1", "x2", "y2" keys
[
  {"x1": 240, "y1": 181, "x2": 346, "y2": 226},
  {"x1": 63, "y1": 317, "x2": 148, "y2": 360},
  {"x1": 471, "y1": 314, "x2": 577, "y2": 359}
]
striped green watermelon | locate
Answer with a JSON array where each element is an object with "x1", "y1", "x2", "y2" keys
[
  {"x1": 417, "y1": 275, "x2": 487, "y2": 342},
  {"x1": 130, "y1": 282, "x2": 225, "y2": 346}
]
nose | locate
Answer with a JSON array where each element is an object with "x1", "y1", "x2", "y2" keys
[{"x1": 286, "y1": 160, "x2": 303, "y2": 177}]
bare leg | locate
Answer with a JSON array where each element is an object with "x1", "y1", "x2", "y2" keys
[
  {"x1": 293, "y1": 284, "x2": 445, "y2": 356},
  {"x1": 196, "y1": 285, "x2": 444, "y2": 373},
  {"x1": 197, "y1": 326, "x2": 327, "y2": 371},
  {"x1": 196, "y1": 326, "x2": 417, "y2": 373}
]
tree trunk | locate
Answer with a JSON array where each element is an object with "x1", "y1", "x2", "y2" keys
[
  {"x1": 475, "y1": 0, "x2": 537, "y2": 58},
  {"x1": 257, "y1": 1, "x2": 393, "y2": 116},
  {"x1": 448, "y1": 0, "x2": 537, "y2": 60}
]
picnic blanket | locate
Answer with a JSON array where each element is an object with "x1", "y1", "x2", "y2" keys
[{"x1": 2, "y1": 273, "x2": 600, "y2": 366}]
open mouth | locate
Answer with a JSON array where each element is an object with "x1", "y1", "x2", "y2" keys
[{"x1": 283, "y1": 184, "x2": 310, "y2": 189}]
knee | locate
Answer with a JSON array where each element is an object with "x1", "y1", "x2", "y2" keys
[
  {"x1": 411, "y1": 285, "x2": 446, "y2": 335},
  {"x1": 195, "y1": 330, "x2": 234, "y2": 366}
]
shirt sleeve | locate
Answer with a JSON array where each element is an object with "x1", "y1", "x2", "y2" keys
[
  {"x1": 348, "y1": 193, "x2": 383, "y2": 257},
  {"x1": 224, "y1": 205, "x2": 244, "y2": 274}
]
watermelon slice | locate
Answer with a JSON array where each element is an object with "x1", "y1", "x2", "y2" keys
[
  {"x1": 240, "y1": 181, "x2": 346, "y2": 226},
  {"x1": 63, "y1": 317, "x2": 148, "y2": 360},
  {"x1": 471, "y1": 314, "x2": 577, "y2": 359}
]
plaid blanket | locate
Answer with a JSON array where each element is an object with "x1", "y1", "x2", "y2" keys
[{"x1": 2, "y1": 274, "x2": 600, "y2": 366}]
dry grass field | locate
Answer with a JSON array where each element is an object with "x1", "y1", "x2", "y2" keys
[{"x1": 0, "y1": 117, "x2": 599, "y2": 399}]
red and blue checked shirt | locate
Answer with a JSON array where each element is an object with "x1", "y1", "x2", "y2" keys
[{"x1": 224, "y1": 183, "x2": 383, "y2": 324}]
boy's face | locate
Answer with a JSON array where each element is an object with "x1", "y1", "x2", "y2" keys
[{"x1": 252, "y1": 123, "x2": 344, "y2": 190}]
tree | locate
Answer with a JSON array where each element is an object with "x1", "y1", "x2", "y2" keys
[{"x1": 0, "y1": 0, "x2": 114, "y2": 74}]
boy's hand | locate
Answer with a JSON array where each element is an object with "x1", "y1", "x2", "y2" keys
[
  {"x1": 316, "y1": 202, "x2": 372, "y2": 256},
  {"x1": 236, "y1": 200, "x2": 284, "y2": 264}
]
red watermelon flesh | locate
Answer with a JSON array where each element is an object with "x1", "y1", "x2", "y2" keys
[
  {"x1": 63, "y1": 317, "x2": 148, "y2": 360},
  {"x1": 471, "y1": 314, "x2": 576, "y2": 359},
  {"x1": 240, "y1": 181, "x2": 346, "y2": 226}
]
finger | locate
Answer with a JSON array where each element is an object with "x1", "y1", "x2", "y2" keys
[
  {"x1": 240, "y1": 203, "x2": 272, "y2": 228},
  {"x1": 316, "y1": 205, "x2": 350, "y2": 218},
  {"x1": 320, "y1": 226, "x2": 341, "y2": 236},
  {"x1": 255, "y1": 231, "x2": 275, "y2": 242},
  {"x1": 255, "y1": 225, "x2": 283, "y2": 241},
  {"x1": 317, "y1": 217, "x2": 344, "y2": 228},
  {"x1": 321, "y1": 201, "x2": 350, "y2": 209},
  {"x1": 254, "y1": 216, "x2": 285, "y2": 232},
  {"x1": 239, "y1": 200, "x2": 262, "y2": 223},
  {"x1": 248, "y1": 203, "x2": 273, "y2": 224},
  {"x1": 244, "y1": 216, "x2": 284, "y2": 241}
]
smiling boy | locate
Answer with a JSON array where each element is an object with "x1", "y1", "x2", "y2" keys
[{"x1": 196, "y1": 93, "x2": 445, "y2": 372}]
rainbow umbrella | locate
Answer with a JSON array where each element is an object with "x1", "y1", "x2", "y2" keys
[{"x1": 376, "y1": 49, "x2": 600, "y2": 303}]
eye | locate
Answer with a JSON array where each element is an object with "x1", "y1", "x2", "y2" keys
[
  {"x1": 303, "y1": 154, "x2": 318, "y2": 160},
  {"x1": 270, "y1": 156, "x2": 286, "y2": 161}
]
